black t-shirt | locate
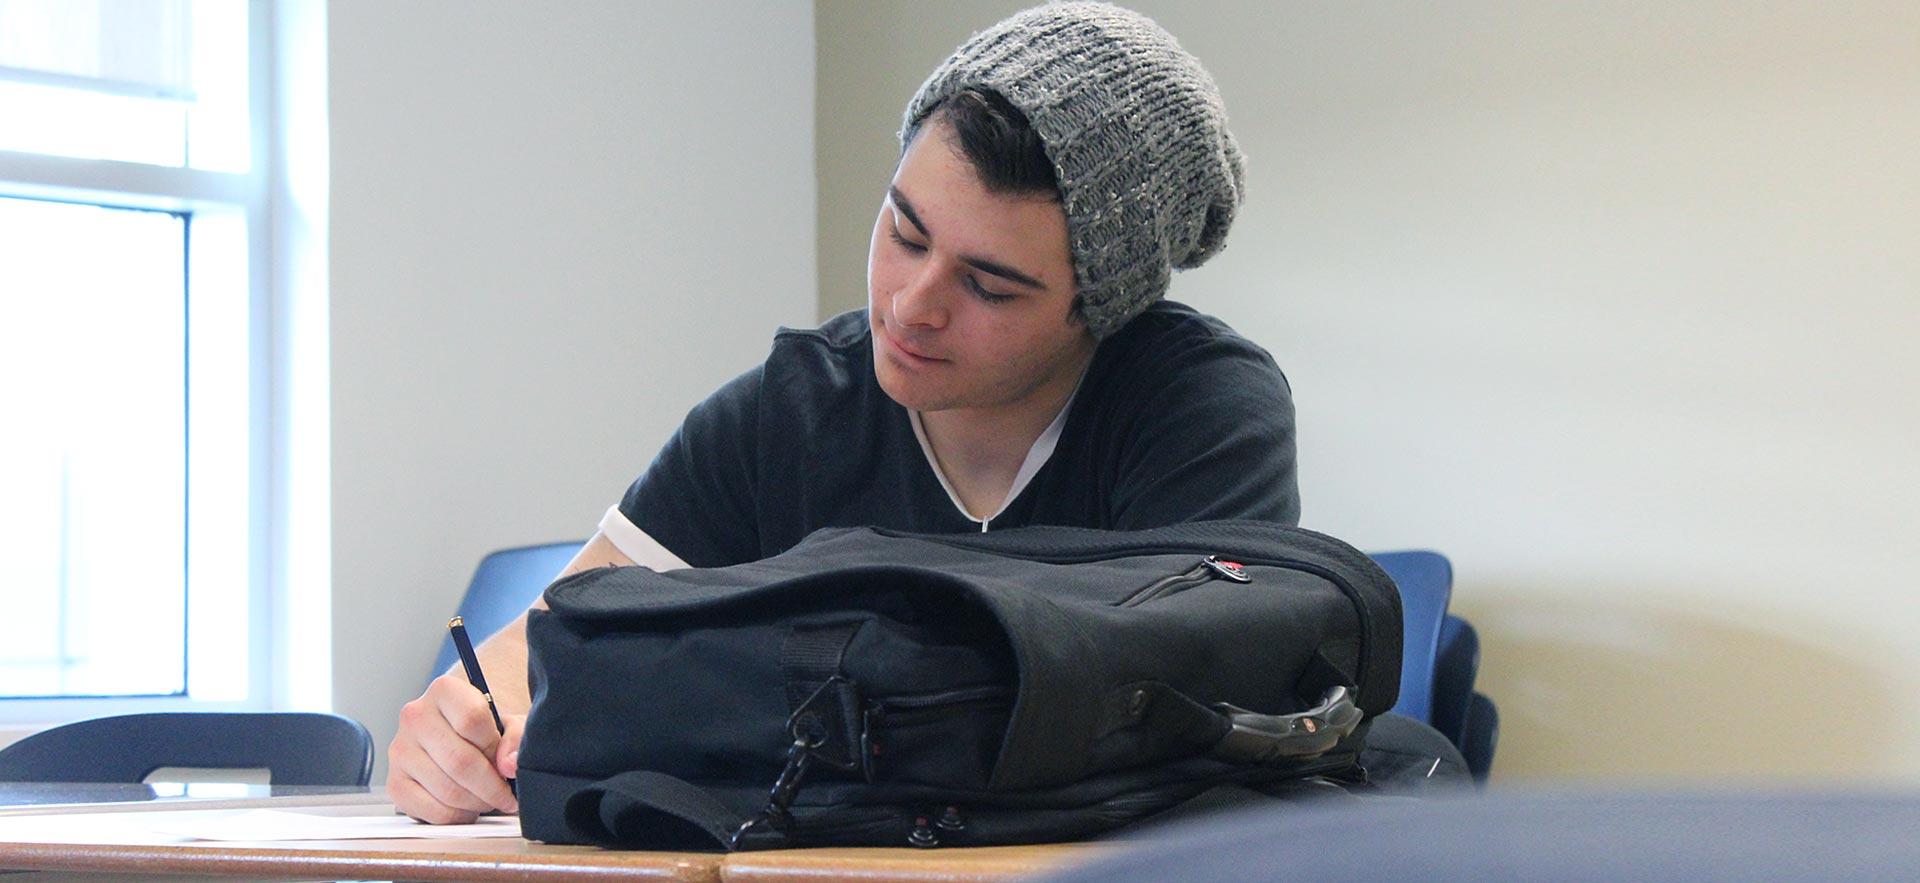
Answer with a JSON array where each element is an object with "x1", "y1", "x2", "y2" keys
[{"x1": 620, "y1": 301, "x2": 1300, "y2": 568}]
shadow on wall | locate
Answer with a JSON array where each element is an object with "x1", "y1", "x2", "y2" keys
[{"x1": 1461, "y1": 588, "x2": 1905, "y2": 784}]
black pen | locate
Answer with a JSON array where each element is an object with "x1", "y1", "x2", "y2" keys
[
  {"x1": 448, "y1": 616, "x2": 506, "y2": 734},
  {"x1": 448, "y1": 616, "x2": 515, "y2": 793}
]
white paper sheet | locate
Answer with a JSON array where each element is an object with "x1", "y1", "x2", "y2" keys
[
  {"x1": 0, "y1": 813, "x2": 191, "y2": 845},
  {"x1": 0, "y1": 808, "x2": 521, "y2": 844},
  {"x1": 143, "y1": 809, "x2": 523, "y2": 841}
]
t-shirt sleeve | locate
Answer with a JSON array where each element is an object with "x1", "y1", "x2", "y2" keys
[
  {"x1": 1108, "y1": 334, "x2": 1301, "y2": 529},
  {"x1": 596, "y1": 505, "x2": 693, "y2": 571},
  {"x1": 618, "y1": 364, "x2": 763, "y2": 568}
]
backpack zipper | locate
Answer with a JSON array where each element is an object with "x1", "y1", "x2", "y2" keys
[
  {"x1": 868, "y1": 528, "x2": 1386, "y2": 703},
  {"x1": 778, "y1": 752, "x2": 1364, "y2": 848},
  {"x1": 1114, "y1": 555, "x2": 1252, "y2": 607},
  {"x1": 868, "y1": 686, "x2": 1013, "y2": 727}
]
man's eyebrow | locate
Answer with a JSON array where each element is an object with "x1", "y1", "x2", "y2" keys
[
  {"x1": 888, "y1": 186, "x2": 1049, "y2": 291},
  {"x1": 889, "y1": 186, "x2": 930, "y2": 238},
  {"x1": 961, "y1": 255, "x2": 1045, "y2": 290}
]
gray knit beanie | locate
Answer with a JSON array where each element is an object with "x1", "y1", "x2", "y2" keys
[{"x1": 901, "y1": 1, "x2": 1245, "y2": 339}]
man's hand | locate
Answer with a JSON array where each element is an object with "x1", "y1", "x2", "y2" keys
[
  {"x1": 388, "y1": 531, "x2": 638, "y2": 823},
  {"x1": 388, "y1": 672, "x2": 525, "y2": 824}
]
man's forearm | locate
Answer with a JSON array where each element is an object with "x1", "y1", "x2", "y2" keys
[{"x1": 461, "y1": 531, "x2": 637, "y2": 715}]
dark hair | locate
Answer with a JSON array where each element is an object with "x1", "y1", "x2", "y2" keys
[
  {"x1": 900, "y1": 88, "x2": 1084, "y2": 325},
  {"x1": 904, "y1": 88, "x2": 1060, "y2": 200}
]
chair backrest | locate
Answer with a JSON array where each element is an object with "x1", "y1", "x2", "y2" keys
[
  {"x1": 0, "y1": 712, "x2": 373, "y2": 785},
  {"x1": 1370, "y1": 549, "x2": 1454, "y2": 725},
  {"x1": 1435, "y1": 615, "x2": 1498, "y2": 778},
  {"x1": 430, "y1": 541, "x2": 583, "y2": 681},
  {"x1": 1433, "y1": 615, "x2": 1481, "y2": 742},
  {"x1": 1371, "y1": 549, "x2": 1499, "y2": 782}
]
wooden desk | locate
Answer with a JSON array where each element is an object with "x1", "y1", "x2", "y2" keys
[
  {"x1": 0, "y1": 840, "x2": 1098, "y2": 882},
  {"x1": 0, "y1": 792, "x2": 1106, "y2": 882},
  {"x1": 0, "y1": 836, "x2": 718, "y2": 881},
  {"x1": 721, "y1": 844, "x2": 1100, "y2": 882}
]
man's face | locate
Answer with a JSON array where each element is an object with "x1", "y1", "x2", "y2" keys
[{"x1": 867, "y1": 119, "x2": 1093, "y2": 416}]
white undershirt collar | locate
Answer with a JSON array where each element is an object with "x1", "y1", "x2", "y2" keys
[{"x1": 908, "y1": 373, "x2": 1085, "y2": 531}]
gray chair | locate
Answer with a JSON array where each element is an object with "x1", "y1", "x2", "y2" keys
[{"x1": 0, "y1": 712, "x2": 373, "y2": 785}]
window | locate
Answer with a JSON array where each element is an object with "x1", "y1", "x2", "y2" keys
[
  {"x1": 0, "y1": 0, "x2": 316, "y2": 720},
  {"x1": 0, "y1": 198, "x2": 197, "y2": 699}
]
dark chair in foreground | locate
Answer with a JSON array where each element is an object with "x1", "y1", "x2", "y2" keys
[
  {"x1": 1370, "y1": 550, "x2": 1499, "y2": 781},
  {"x1": 0, "y1": 712, "x2": 373, "y2": 785},
  {"x1": 1045, "y1": 792, "x2": 1920, "y2": 882},
  {"x1": 429, "y1": 540, "x2": 582, "y2": 683}
]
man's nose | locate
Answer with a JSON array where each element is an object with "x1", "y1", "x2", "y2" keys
[{"x1": 892, "y1": 264, "x2": 950, "y2": 329}]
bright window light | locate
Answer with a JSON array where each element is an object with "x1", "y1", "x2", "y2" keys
[
  {"x1": 0, "y1": 196, "x2": 189, "y2": 698},
  {"x1": 0, "y1": 0, "x2": 276, "y2": 719},
  {"x1": 0, "y1": 0, "x2": 249, "y2": 171}
]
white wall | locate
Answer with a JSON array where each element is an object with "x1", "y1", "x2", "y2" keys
[
  {"x1": 328, "y1": 1, "x2": 816, "y2": 776},
  {"x1": 817, "y1": 1, "x2": 1920, "y2": 783}
]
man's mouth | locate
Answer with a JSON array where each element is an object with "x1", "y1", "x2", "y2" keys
[{"x1": 882, "y1": 324, "x2": 946, "y2": 363}]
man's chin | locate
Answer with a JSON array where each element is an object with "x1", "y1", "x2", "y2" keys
[{"x1": 874, "y1": 362, "x2": 957, "y2": 412}]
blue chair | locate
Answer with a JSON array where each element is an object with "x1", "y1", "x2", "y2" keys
[
  {"x1": 1370, "y1": 550, "x2": 1499, "y2": 781},
  {"x1": 430, "y1": 541, "x2": 582, "y2": 682},
  {"x1": 0, "y1": 712, "x2": 373, "y2": 785}
]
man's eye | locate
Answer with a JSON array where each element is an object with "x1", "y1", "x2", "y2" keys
[
  {"x1": 888, "y1": 229, "x2": 927, "y2": 253},
  {"x1": 965, "y1": 275, "x2": 1016, "y2": 304}
]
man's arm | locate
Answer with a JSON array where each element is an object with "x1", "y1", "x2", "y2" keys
[
  {"x1": 467, "y1": 532, "x2": 633, "y2": 713},
  {"x1": 390, "y1": 362, "x2": 761, "y2": 823},
  {"x1": 387, "y1": 532, "x2": 634, "y2": 824},
  {"x1": 1109, "y1": 332, "x2": 1299, "y2": 528}
]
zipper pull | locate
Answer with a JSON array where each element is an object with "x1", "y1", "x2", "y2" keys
[
  {"x1": 1203, "y1": 555, "x2": 1252, "y2": 583},
  {"x1": 765, "y1": 735, "x2": 818, "y2": 822},
  {"x1": 730, "y1": 733, "x2": 820, "y2": 849}
]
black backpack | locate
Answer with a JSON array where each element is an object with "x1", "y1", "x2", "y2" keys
[{"x1": 516, "y1": 520, "x2": 1402, "y2": 850}]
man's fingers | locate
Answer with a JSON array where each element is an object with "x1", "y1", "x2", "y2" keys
[
  {"x1": 396, "y1": 733, "x2": 500, "y2": 815},
  {"x1": 433, "y1": 674, "x2": 508, "y2": 751},
  {"x1": 386, "y1": 730, "x2": 490, "y2": 822},
  {"x1": 415, "y1": 715, "x2": 518, "y2": 813},
  {"x1": 497, "y1": 714, "x2": 526, "y2": 780},
  {"x1": 387, "y1": 678, "x2": 518, "y2": 819},
  {"x1": 422, "y1": 677, "x2": 519, "y2": 811},
  {"x1": 388, "y1": 770, "x2": 481, "y2": 826}
]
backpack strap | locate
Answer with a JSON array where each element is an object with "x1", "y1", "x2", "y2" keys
[
  {"x1": 780, "y1": 621, "x2": 866, "y2": 772},
  {"x1": 781, "y1": 621, "x2": 861, "y2": 709},
  {"x1": 563, "y1": 770, "x2": 746, "y2": 850}
]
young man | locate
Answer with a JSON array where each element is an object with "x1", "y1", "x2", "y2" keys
[{"x1": 391, "y1": 3, "x2": 1301, "y2": 823}]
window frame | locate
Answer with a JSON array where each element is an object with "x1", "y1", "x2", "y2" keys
[{"x1": 0, "y1": 0, "x2": 314, "y2": 725}]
